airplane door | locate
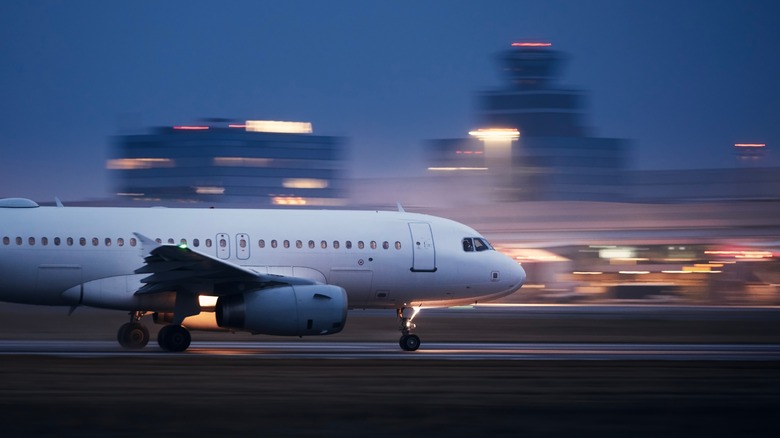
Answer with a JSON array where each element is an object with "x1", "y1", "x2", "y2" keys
[
  {"x1": 409, "y1": 222, "x2": 436, "y2": 272},
  {"x1": 236, "y1": 233, "x2": 250, "y2": 260},
  {"x1": 216, "y1": 233, "x2": 230, "y2": 259}
]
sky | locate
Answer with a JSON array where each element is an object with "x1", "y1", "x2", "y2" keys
[{"x1": 1, "y1": 0, "x2": 779, "y2": 202}]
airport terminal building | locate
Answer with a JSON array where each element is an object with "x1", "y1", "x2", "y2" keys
[{"x1": 108, "y1": 119, "x2": 346, "y2": 207}]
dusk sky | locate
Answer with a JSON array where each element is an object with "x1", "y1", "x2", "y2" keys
[{"x1": 1, "y1": 0, "x2": 778, "y2": 202}]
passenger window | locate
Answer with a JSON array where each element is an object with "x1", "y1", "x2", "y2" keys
[
  {"x1": 105, "y1": 238, "x2": 111, "y2": 247},
  {"x1": 92, "y1": 238, "x2": 98, "y2": 246},
  {"x1": 296, "y1": 240, "x2": 303, "y2": 249},
  {"x1": 67, "y1": 237, "x2": 74, "y2": 246},
  {"x1": 321, "y1": 240, "x2": 327, "y2": 249},
  {"x1": 271, "y1": 240, "x2": 277, "y2": 248},
  {"x1": 395, "y1": 241, "x2": 401, "y2": 250},
  {"x1": 180, "y1": 238, "x2": 187, "y2": 246},
  {"x1": 41, "y1": 237, "x2": 48, "y2": 246},
  {"x1": 54, "y1": 237, "x2": 61, "y2": 246},
  {"x1": 2, "y1": 236, "x2": 8, "y2": 245},
  {"x1": 346, "y1": 240, "x2": 352, "y2": 249},
  {"x1": 16, "y1": 237, "x2": 22, "y2": 246},
  {"x1": 168, "y1": 238, "x2": 174, "y2": 244},
  {"x1": 258, "y1": 239, "x2": 264, "y2": 248},
  {"x1": 29, "y1": 237, "x2": 35, "y2": 246},
  {"x1": 155, "y1": 238, "x2": 162, "y2": 244},
  {"x1": 239, "y1": 239, "x2": 246, "y2": 249},
  {"x1": 219, "y1": 239, "x2": 227, "y2": 248},
  {"x1": 193, "y1": 238, "x2": 200, "y2": 247},
  {"x1": 130, "y1": 238, "x2": 137, "y2": 247},
  {"x1": 117, "y1": 238, "x2": 124, "y2": 247},
  {"x1": 308, "y1": 240, "x2": 315, "y2": 249},
  {"x1": 358, "y1": 241, "x2": 364, "y2": 249},
  {"x1": 370, "y1": 241, "x2": 377, "y2": 250},
  {"x1": 284, "y1": 240, "x2": 290, "y2": 248},
  {"x1": 333, "y1": 241, "x2": 340, "y2": 249},
  {"x1": 462, "y1": 238, "x2": 474, "y2": 252},
  {"x1": 206, "y1": 239, "x2": 213, "y2": 248},
  {"x1": 382, "y1": 241, "x2": 389, "y2": 250},
  {"x1": 79, "y1": 238, "x2": 86, "y2": 246}
]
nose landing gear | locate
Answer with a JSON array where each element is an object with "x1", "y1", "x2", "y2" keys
[
  {"x1": 117, "y1": 311, "x2": 150, "y2": 349},
  {"x1": 398, "y1": 307, "x2": 421, "y2": 351}
]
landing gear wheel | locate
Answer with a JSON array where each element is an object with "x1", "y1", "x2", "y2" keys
[
  {"x1": 117, "y1": 322, "x2": 150, "y2": 349},
  {"x1": 399, "y1": 334, "x2": 421, "y2": 351},
  {"x1": 157, "y1": 324, "x2": 191, "y2": 352}
]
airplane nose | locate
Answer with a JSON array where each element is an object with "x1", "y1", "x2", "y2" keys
[{"x1": 509, "y1": 259, "x2": 526, "y2": 290}]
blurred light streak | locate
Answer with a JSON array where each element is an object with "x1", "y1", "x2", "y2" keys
[
  {"x1": 512, "y1": 42, "x2": 552, "y2": 47},
  {"x1": 573, "y1": 271, "x2": 603, "y2": 275},
  {"x1": 734, "y1": 143, "x2": 766, "y2": 148},
  {"x1": 173, "y1": 126, "x2": 209, "y2": 130},
  {"x1": 273, "y1": 196, "x2": 307, "y2": 205},
  {"x1": 245, "y1": 120, "x2": 312, "y2": 134},
  {"x1": 468, "y1": 128, "x2": 520, "y2": 140},
  {"x1": 619, "y1": 271, "x2": 650, "y2": 275},
  {"x1": 194, "y1": 186, "x2": 225, "y2": 195},
  {"x1": 282, "y1": 178, "x2": 329, "y2": 189},
  {"x1": 428, "y1": 167, "x2": 488, "y2": 171},
  {"x1": 106, "y1": 158, "x2": 174, "y2": 170}
]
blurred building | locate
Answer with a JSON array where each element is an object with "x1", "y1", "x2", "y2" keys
[
  {"x1": 427, "y1": 42, "x2": 629, "y2": 202},
  {"x1": 108, "y1": 119, "x2": 346, "y2": 207}
]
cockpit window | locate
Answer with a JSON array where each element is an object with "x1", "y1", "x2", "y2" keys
[{"x1": 463, "y1": 237, "x2": 493, "y2": 252}]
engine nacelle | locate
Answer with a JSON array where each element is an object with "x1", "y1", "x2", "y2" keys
[{"x1": 216, "y1": 284, "x2": 347, "y2": 336}]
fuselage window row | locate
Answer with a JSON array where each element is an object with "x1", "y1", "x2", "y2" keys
[{"x1": 2, "y1": 236, "x2": 403, "y2": 252}]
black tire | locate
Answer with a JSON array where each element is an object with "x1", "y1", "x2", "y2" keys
[
  {"x1": 117, "y1": 322, "x2": 149, "y2": 349},
  {"x1": 157, "y1": 324, "x2": 191, "y2": 352},
  {"x1": 400, "y1": 334, "x2": 420, "y2": 351}
]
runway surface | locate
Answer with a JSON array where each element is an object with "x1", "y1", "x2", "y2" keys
[{"x1": 2, "y1": 339, "x2": 779, "y2": 360}]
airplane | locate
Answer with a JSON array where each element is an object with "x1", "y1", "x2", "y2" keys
[{"x1": 0, "y1": 197, "x2": 525, "y2": 352}]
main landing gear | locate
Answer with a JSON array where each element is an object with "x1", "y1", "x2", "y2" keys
[
  {"x1": 117, "y1": 311, "x2": 150, "y2": 349},
  {"x1": 116, "y1": 311, "x2": 191, "y2": 352},
  {"x1": 398, "y1": 307, "x2": 421, "y2": 351}
]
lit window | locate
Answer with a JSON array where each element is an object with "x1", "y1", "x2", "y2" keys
[
  {"x1": 29, "y1": 237, "x2": 35, "y2": 246},
  {"x1": 92, "y1": 238, "x2": 98, "y2": 246},
  {"x1": 130, "y1": 238, "x2": 137, "y2": 247},
  {"x1": 284, "y1": 240, "x2": 290, "y2": 249},
  {"x1": 370, "y1": 241, "x2": 377, "y2": 250},
  {"x1": 308, "y1": 240, "x2": 315, "y2": 249},
  {"x1": 321, "y1": 240, "x2": 327, "y2": 249},
  {"x1": 105, "y1": 238, "x2": 111, "y2": 247},
  {"x1": 80, "y1": 238, "x2": 86, "y2": 246},
  {"x1": 193, "y1": 239, "x2": 200, "y2": 247},
  {"x1": 271, "y1": 240, "x2": 277, "y2": 248},
  {"x1": 42, "y1": 237, "x2": 49, "y2": 246},
  {"x1": 383, "y1": 241, "x2": 389, "y2": 250},
  {"x1": 296, "y1": 240, "x2": 303, "y2": 249},
  {"x1": 67, "y1": 237, "x2": 74, "y2": 246},
  {"x1": 258, "y1": 239, "x2": 265, "y2": 248},
  {"x1": 54, "y1": 237, "x2": 61, "y2": 246},
  {"x1": 358, "y1": 241, "x2": 364, "y2": 249},
  {"x1": 206, "y1": 239, "x2": 212, "y2": 248},
  {"x1": 346, "y1": 241, "x2": 352, "y2": 249},
  {"x1": 333, "y1": 241, "x2": 340, "y2": 249},
  {"x1": 395, "y1": 241, "x2": 401, "y2": 250}
]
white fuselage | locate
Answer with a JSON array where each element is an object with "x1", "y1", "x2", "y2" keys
[{"x1": 0, "y1": 205, "x2": 525, "y2": 312}]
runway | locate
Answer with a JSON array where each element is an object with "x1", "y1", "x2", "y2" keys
[{"x1": 1, "y1": 339, "x2": 779, "y2": 360}]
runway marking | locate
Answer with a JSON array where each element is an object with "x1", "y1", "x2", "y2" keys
[{"x1": 1, "y1": 340, "x2": 779, "y2": 361}]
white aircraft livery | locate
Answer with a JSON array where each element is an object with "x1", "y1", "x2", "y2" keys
[{"x1": 0, "y1": 198, "x2": 525, "y2": 352}]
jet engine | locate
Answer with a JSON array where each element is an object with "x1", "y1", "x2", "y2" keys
[{"x1": 216, "y1": 284, "x2": 347, "y2": 336}]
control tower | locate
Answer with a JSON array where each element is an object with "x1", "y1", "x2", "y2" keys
[{"x1": 480, "y1": 42, "x2": 587, "y2": 137}]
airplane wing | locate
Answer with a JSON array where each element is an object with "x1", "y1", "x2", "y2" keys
[{"x1": 132, "y1": 233, "x2": 317, "y2": 295}]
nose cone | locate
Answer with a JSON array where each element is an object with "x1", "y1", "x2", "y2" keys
[{"x1": 505, "y1": 257, "x2": 526, "y2": 293}]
